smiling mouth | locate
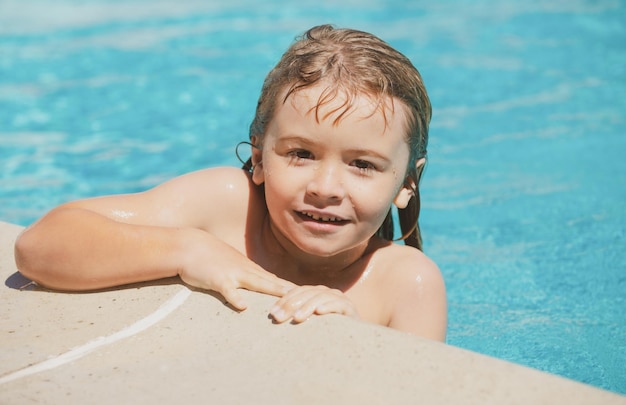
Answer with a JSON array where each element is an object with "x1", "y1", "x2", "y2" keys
[{"x1": 298, "y1": 211, "x2": 347, "y2": 223}]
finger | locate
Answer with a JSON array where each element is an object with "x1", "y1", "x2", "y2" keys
[
  {"x1": 219, "y1": 284, "x2": 247, "y2": 311},
  {"x1": 270, "y1": 296, "x2": 307, "y2": 323},
  {"x1": 270, "y1": 288, "x2": 317, "y2": 323},
  {"x1": 238, "y1": 270, "x2": 295, "y2": 297},
  {"x1": 271, "y1": 287, "x2": 339, "y2": 323},
  {"x1": 272, "y1": 284, "x2": 320, "y2": 304},
  {"x1": 292, "y1": 294, "x2": 346, "y2": 323},
  {"x1": 314, "y1": 299, "x2": 359, "y2": 318},
  {"x1": 239, "y1": 262, "x2": 296, "y2": 288}
]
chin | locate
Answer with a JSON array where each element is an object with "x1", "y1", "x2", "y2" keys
[
  {"x1": 292, "y1": 236, "x2": 364, "y2": 259},
  {"x1": 274, "y1": 220, "x2": 370, "y2": 258}
]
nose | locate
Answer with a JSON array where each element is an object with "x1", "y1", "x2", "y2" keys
[{"x1": 306, "y1": 162, "x2": 346, "y2": 203}]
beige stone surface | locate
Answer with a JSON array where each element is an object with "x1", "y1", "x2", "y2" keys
[{"x1": 1, "y1": 220, "x2": 624, "y2": 404}]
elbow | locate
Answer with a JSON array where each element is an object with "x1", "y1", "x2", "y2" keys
[
  {"x1": 14, "y1": 226, "x2": 51, "y2": 287},
  {"x1": 14, "y1": 228, "x2": 38, "y2": 281}
]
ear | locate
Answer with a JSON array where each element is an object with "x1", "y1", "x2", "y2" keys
[
  {"x1": 250, "y1": 136, "x2": 265, "y2": 185},
  {"x1": 393, "y1": 158, "x2": 425, "y2": 209},
  {"x1": 393, "y1": 183, "x2": 413, "y2": 209}
]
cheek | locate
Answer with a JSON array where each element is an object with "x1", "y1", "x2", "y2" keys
[
  {"x1": 262, "y1": 166, "x2": 292, "y2": 207},
  {"x1": 365, "y1": 173, "x2": 407, "y2": 219},
  {"x1": 353, "y1": 186, "x2": 395, "y2": 221}
]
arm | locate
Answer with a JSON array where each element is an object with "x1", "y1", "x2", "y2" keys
[
  {"x1": 14, "y1": 167, "x2": 292, "y2": 309},
  {"x1": 15, "y1": 204, "x2": 188, "y2": 289}
]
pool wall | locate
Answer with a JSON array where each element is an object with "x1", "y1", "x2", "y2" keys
[{"x1": 1, "y1": 220, "x2": 625, "y2": 403}]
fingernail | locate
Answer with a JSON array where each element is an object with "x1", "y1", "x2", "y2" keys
[{"x1": 271, "y1": 308, "x2": 285, "y2": 320}]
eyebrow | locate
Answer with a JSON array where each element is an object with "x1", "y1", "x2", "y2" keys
[{"x1": 274, "y1": 135, "x2": 316, "y2": 147}]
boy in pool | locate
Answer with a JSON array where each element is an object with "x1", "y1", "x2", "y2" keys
[{"x1": 14, "y1": 25, "x2": 447, "y2": 341}]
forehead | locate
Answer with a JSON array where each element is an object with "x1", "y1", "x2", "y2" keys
[
  {"x1": 267, "y1": 83, "x2": 411, "y2": 166},
  {"x1": 279, "y1": 82, "x2": 409, "y2": 135}
]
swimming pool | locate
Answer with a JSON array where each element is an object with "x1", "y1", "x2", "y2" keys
[{"x1": 1, "y1": 0, "x2": 624, "y2": 395}]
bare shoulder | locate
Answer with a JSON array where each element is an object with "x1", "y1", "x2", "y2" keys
[
  {"x1": 374, "y1": 243, "x2": 447, "y2": 341},
  {"x1": 379, "y1": 244, "x2": 443, "y2": 286},
  {"x1": 146, "y1": 166, "x2": 257, "y2": 229},
  {"x1": 62, "y1": 166, "x2": 256, "y2": 231},
  {"x1": 375, "y1": 244, "x2": 445, "y2": 306},
  {"x1": 152, "y1": 166, "x2": 251, "y2": 195}
]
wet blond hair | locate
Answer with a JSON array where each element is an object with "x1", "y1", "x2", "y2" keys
[{"x1": 245, "y1": 24, "x2": 431, "y2": 250}]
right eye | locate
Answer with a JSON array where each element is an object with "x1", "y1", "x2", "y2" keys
[{"x1": 288, "y1": 149, "x2": 313, "y2": 160}]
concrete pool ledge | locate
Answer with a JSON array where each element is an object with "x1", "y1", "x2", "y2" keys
[{"x1": 0, "y1": 220, "x2": 623, "y2": 404}]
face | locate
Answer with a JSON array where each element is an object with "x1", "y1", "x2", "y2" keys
[{"x1": 252, "y1": 83, "x2": 414, "y2": 259}]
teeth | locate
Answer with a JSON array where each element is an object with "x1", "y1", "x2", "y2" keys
[{"x1": 304, "y1": 212, "x2": 341, "y2": 222}]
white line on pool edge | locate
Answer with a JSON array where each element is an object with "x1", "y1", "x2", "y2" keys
[{"x1": 0, "y1": 287, "x2": 192, "y2": 385}]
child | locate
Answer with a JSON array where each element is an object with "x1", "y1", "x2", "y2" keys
[{"x1": 14, "y1": 25, "x2": 447, "y2": 341}]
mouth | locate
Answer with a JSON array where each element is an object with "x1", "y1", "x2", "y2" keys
[{"x1": 297, "y1": 211, "x2": 348, "y2": 224}]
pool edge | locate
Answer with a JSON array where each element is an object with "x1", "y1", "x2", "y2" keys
[{"x1": 0, "y1": 220, "x2": 624, "y2": 404}]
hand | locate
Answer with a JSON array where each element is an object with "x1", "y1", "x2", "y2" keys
[
  {"x1": 269, "y1": 285, "x2": 359, "y2": 324},
  {"x1": 179, "y1": 230, "x2": 294, "y2": 310}
]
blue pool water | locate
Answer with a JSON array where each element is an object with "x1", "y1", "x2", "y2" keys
[{"x1": 1, "y1": 0, "x2": 624, "y2": 395}]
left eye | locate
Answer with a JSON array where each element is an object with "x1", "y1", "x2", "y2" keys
[
  {"x1": 294, "y1": 150, "x2": 313, "y2": 159},
  {"x1": 352, "y1": 160, "x2": 376, "y2": 171}
]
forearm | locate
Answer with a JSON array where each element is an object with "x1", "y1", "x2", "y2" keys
[{"x1": 14, "y1": 207, "x2": 192, "y2": 291}]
